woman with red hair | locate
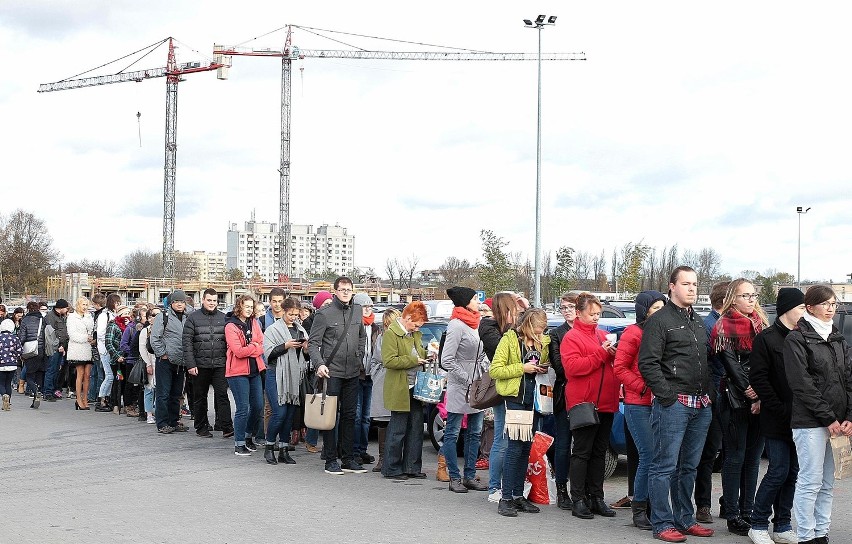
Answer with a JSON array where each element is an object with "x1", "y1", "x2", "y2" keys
[{"x1": 380, "y1": 301, "x2": 429, "y2": 479}]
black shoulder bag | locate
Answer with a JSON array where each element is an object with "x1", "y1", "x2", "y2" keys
[{"x1": 568, "y1": 363, "x2": 606, "y2": 430}]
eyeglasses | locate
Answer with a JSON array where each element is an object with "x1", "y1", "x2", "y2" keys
[
  {"x1": 820, "y1": 302, "x2": 839, "y2": 309},
  {"x1": 736, "y1": 294, "x2": 759, "y2": 301},
  {"x1": 336, "y1": 288, "x2": 353, "y2": 294},
  {"x1": 559, "y1": 305, "x2": 576, "y2": 312}
]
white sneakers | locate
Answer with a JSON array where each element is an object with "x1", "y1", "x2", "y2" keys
[
  {"x1": 771, "y1": 530, "x2": 798, "y2": 544},
  {"x1": 146, "y1": 413, "x2": 156, "y2": 424},
  {"x1": 487, "y1": 490, "x2": 501, "y2": 503},
  {"x1": 748, "y1": 529, "x2": 774, "y2": 544}
]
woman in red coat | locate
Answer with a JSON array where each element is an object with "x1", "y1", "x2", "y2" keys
[
  {"x1": 613, "y1": 290, "x2": 666, "y2": 530},
  {"x1": 562, "y1": 292, "x2": 619, "y2": 520},
  {"x1": 225, "y1": 295, "x2": 266, "y2": 457}
]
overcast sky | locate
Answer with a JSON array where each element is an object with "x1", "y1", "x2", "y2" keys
[{"x1": 2, "y1": 1, "x2": 850, "y2": 284}]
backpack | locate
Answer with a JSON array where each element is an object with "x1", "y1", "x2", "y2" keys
[{"x1": 145, "y1": 310, "x2": 168, "y2": 355}]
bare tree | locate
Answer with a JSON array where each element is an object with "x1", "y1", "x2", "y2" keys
[
  {"x1": 385, "y1": 258, "x2": 399, "y2": 290},
  {"x1": 119, "y1": 249, "x2": 161, "y2": 278},
  {"x1": 0, "y1": 209, "x2": 62, "y2": 294},
  {"x1": 572, "y1": 251, "x2": 591, "y2": 290},
  {"x1": 438, "y1": 256, "x2": 475, "y2": 287},
  {"x1": 63, "y1": 259, "x2": 117, "y2": 278},
  {"x1": 592, "y1": 250, "x2": 607, "y2": 291},
  {"x1": 397, "y1": 255, "x2": 420, "y2": 291}
]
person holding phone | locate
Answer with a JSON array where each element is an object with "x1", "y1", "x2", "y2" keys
[{"x1": 562, "y1": 292, "x2": 619, "y2": 520}]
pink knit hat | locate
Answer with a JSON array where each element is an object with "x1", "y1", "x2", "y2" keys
[{"x1": 312, "y1": 290, "x2": 333, "y2": 309}]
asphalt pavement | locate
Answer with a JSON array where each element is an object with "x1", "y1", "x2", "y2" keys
[{"x1": 1, "y1": 392, "x2": 850, "y2": 544}]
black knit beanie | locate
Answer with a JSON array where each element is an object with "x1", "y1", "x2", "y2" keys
[
  {"x1": 447, "y1": 286, "x2": 477, "y2": 307},
  {"x1": 776, "y1": 287, "x2": 804, "y2": 317}
]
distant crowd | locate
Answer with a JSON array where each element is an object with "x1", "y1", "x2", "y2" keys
[{"x1": 0, "y1": 267, "x2": 849, "y2": 544}]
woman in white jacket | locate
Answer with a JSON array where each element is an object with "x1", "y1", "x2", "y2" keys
[
  {"x1": 66, "y1": 298, "x2": 95, "y2": 410},
  {"x1": 138, "y1": 307, "x2": 159, "y2": 424}
]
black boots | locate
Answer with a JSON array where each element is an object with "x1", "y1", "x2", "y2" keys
[
  {"x1": 590, "y1": 497, "x2": 616, "y2": 517},
  {"x1": 556, "y1": 483, "x2": 571, "y2": 510},
  {"x1": 631, "y1": 500, "x2": 652, "y2": 530},
  {"x1": 278, "y1": 445, "x2": 296, "y2": 464},
  {"x1": 572, "y1": 499, "x2": 594, "y2": 519},
  {"x1": 264, "y1": 445, "x2": 278, "y2": 465},
  {"x1": 95, "y1": 397, "x2": 111, "y2": 412}
]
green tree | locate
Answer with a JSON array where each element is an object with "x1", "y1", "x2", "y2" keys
[
  {"x1": 476, "y1": 230, "x2": 514, "y2": 296},
  {"x1": 551, "y1": 246, "x2": 574, "y2": 298},
  {"x1": 617, "y1": 242, "x2": 651, "y2": 294},
  {"x1": 225, "y1": 268, "x2": 245, "y2": 282}
]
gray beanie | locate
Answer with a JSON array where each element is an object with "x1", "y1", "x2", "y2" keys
[
  {"x1": 353, "y1": 293, "x2": 373, "y2": 307},
  {"x1": 169, "y1": 289, "x2": 187, "y2": 303}
]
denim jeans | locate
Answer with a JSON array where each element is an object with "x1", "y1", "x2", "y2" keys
[
  {"x1": 792, "y1": 427, "x2": 834, "y2": 541},
  {"x1": 553, "y1": 410, "x2": 572, "y2": 486},
  {"x1": 143, "y1": 384, "x2": 155, "y2": 413},
  {"x1": 154, "y1": 359, "x2": 185, "y2": 430},
  {"x1": 354, "y1": 377, "x2": 373, "y2": 455},
  {"x1": 383, "y1": 391, "x2": 424, "y2": 476},
  {"x1": 98, "y1": 352, "x2": 113, "y2": 398},
  {"x1": 751, "y1": 437, "x2": 798, "y2": 532},
  {"x1": 44, "y1": 352, "x2": 63, "y2": 395},
  {"x1": 305, "y1": 427, "x2": 319, "y2": 447},
  {"x1": 488, "y1": 401, "x2": 508, "y2": 492},
  {"x1": 323, "y1": 376, "x2": 359, "y2": 464},
  {"x1": 442, "y1": 411, "x2": 484, "y2": 480},
  {"x1": 88, "y1": 358, "x2": 104, "y2": 401},
  {"x1": 570, "y1": 411, "x2": 614, "y2": 501},
  {"x1": 648, "y1": 399, "x2": 711, "y2": 533},
  {"x1": 624, "y1": 403, "x2": 653, "y2": 502},
  {"x1": 265, "y1": 370, "x2": 297, "y2": 444},
  {"x1": 501, "y1": 401, "x2": 538, "y2": 500},
  {"x1": 227, "y1": 374, "x2": 263, "y2": 447},
  {"x1": 695, "y1": 398, "x2": 723, "y2": 508},
  {"x1": 721, "y1": 407, "x2": 764, "y2": 519}
]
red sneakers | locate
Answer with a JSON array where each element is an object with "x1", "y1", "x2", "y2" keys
[
  {"x1": 475, "y1": 457, "x2": 489, "y2": 470},
  {"x1": 654, "y1": 529, "x2": 687, "y2": 543},
  {"x1": 683, "y1": 524, "x2": 714, "y2": 537}
]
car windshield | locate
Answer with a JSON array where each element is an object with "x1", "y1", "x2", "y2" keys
[{"x1": 419, "y1": 322, "x2": 447, "y2": 348}]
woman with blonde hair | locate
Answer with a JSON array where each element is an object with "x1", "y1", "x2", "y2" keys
[
  {"x1": 66, "y1": 297, "x2": 95, "y2": 410},
  {"x1": 490, "y1": 308, "x2": 550, "y2": 516},
  {"x1": 710, "y1": 278, "x2": 768, "y2": 536}
]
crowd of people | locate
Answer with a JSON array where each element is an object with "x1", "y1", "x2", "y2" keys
[{"x1": 0, "y1": 267, "x2": 850, "y2": 544}]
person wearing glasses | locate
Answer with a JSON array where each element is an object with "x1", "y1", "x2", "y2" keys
[
  {"x1": 307, "y1": 276, "x2": 368, "y2": 475},
  {"x1": 710, "y1": 279, "x2": 768, "y2": 537},
  {"x1": 546, "y1": 291, "x2": 579, "y2": 510},
  {"x1": 783, "y1": 285, "x2": 852, "y2": 544}
]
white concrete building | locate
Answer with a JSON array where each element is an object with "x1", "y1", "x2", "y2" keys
[{"x1": 227, "y1": 219, "x2": 355, "y2": 281}]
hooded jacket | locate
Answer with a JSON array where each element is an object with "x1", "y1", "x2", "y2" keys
[
  {"x1": 490, "y1": 328, "x2": 551, "y2": 402},
  {"x1": 150, "y1": 305, "x2": 187, "y2": 365},
  {"x1": 45, "y1": 309, "x2": 69, "y2": 350},
  {"x1": 614, "y1": 291, "x2": 666, "y2": 407},
  {"x1": 182, "y1": 307, "x2": 227, "y2": 369},
  {"x1": 307, "y1": 296, "x2": 366, "y2": 379},
  {"x1": 783, "y1": 317, "x2": 852, "y2": 429}
]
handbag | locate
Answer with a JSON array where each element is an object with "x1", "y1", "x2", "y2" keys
[
  {"x1": 127, "y1": 361, "x2": 146, "y2": 386},
  {"x1": 21, "y1": 318, "x2": 43, "y2": 360},
  {"x1": 304, "y1": 377, "x2": 338, "y2": 431},
  {"x1": 467, "y1": 342, "x2": 501, "y2": 409},
  {"x1": 413, "y1": 360, "x2": 445, "y2": 404},
  {"x1": 831, "y1": 435, "x2": 852, "y2": 480},
  {"x1": 568, "y1": 363, "x2": 606, "y2": 430},
  {"x1": 505, "y1": 408, "x2": 534, "y2": 441}
]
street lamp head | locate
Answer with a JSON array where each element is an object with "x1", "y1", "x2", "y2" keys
[
  {"x1": 797, "y1": 206, "x2": 811, "y2": 214},
  {"x1": 548, "y1": 15, "x2": 557, "y2": 24},
  {"x1": 536, "y1": 14, "x2": 546, "y2": 24},
  {"x1": 523, "y1": 19, "x2": 534, "y2": 26}
]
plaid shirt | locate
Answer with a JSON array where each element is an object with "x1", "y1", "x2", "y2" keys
[
  {"x1": 105, "y1": 321, "x2": 124, "y2": 360},
  {"x1": 677, "y1": 393, "x2": 711, "y2": 409}
]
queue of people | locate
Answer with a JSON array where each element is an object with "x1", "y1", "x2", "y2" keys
[{"x1": 1, "y1": 269, "x2": 850, "y2": 544}]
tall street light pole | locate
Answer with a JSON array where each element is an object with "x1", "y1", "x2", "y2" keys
[
  {"x1": 524, "y1": 14, "x2": 556, "y2": 309},
  {"x1": 797, "y1": 206, "x2": 810, "y2": 288}
]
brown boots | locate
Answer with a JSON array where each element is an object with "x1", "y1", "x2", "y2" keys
[
  {"x1": 17, "y1": 380, "x2": 25, "y2": 394},
  {"x1": 436, "y1": 454, "x2": 450, "y2": 482},
  {"x1": 372, "y1": 427, "x2": 386, "y2": 473}
]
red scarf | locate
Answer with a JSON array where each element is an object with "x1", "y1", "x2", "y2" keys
[
  {"x1": 451, "y1": 306, "x2": 481, "y2": 329},
  {"x1": 363, "y1": 313, "x2": 375, "y2": 326},
  {"x1": 115, "y1": 316, "x2": 132, "y2": 332},
  {"x1": 711, "y1": 309, "x2": 763, "y2": 353}
]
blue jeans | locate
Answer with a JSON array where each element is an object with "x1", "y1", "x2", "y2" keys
[
  {"x1": 228, "y1": 374, "x2": 263, "y2": 447},
  {"x1": 625, "y1": 403, "x2": 653, "y2": 502},
  {"x1": 649, "y1": 399, "x2": 711, "y2": 533},
  {"x1": 442, "y1": 411, "x2": 484, "y2": 481},
  {"x1": 553, "y1": 410, "x2": 572, "y2": 486},
  {"x1": 44, "y1": 352, "x2": 63, "y2": 395},
  {"x1": 488, "y1": 402, "x2": 508, "y2": 492},
  {"x1": 721, "y1": 406, "x2": 764, "y2": 519},
  {"x1": 143, "y1": 384, "x2": 156, "y2": 413},
  {"x1": 502, "y1": 401, "x2": 538, "y2": 500},
  {"x1": 751, "y1": 437, "x2": 798, "y2": 532},
  {"x1": 265, "y1": 370, "x2": 297, "y2": 444},
  {"x1": 354, "y1": 377, "x2": 373, "y2": 455},
  {"x1": 88, "y1": 358, "x2": 104, "y2": 401},
  {"x1": 98, "y1": 352, "x2": 113, "y2": 398},
  {"x1": 792, "y1": 427, "x2": 834, "y2": 541},
  {"x1": 306, "y1": 427, "x2": 319, "y2": 447},
  {"x1": 154, "y1": 359, "x2": 185, "y2": 430}
]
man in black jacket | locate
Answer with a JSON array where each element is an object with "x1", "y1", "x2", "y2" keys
[
  {"x1": 638, "y1": 266, "x2": 714, "y2": 542},
  {"x1": 308, "y1": 276, "x2": 367, "y2": 475},
  {"x1": 182, "y1": 288, "x2": 232, "y2": 438},
  {"x1": 43, "y1": 298, "x2": 69, "y2": 401}
]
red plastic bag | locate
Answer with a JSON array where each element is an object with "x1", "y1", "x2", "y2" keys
[{"x1": 526, "y1": 431, "x2": 555, "y2": 505}]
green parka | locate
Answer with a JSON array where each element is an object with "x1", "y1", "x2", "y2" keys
[
  {"x1": 489, "y1": 329, "x2": 550, "y2": 398},
  {"x1": 381, "y1": 319, "x2": 426, "y2": 412}
]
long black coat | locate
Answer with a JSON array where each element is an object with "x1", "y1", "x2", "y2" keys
[
  {"x1": 18, "y1": 311, "x2": 47, "y2": 372},
  {"x1": 182, "y1": 308, "x2": 227, "y2": 369},
  {"x1": 749, "y1": 319, "x2": 795, "y2": 440},
  {"x1": 783, "y1": 318, "x2": 852, "y2": 429}
]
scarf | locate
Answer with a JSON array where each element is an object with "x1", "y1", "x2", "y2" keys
[
  {"x1": 451, "y1": 306, "x2": 481, "y2": 329},
  {"x1": 711, "y1": 308, "x2": 763, "y2": 353},
  {"x1": 803, "y1": 312, "x2": 833, "y2": 341},
  {"x1": 115, "y1": 316, "x2": 132, "y2": 332},
  {"x1": 263, "y1": 319, "x2": 306, "y2": 405},
  {"x1": 363, "y1": 313, "x2": 375, "y2": 326}
]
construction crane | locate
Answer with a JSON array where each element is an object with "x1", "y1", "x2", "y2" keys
[
  {"x1": 213, "y1": 25, "x2": 584, "y2": 282},
  {"x1": 38, "y1": 37, "x2": 223, "y2": 279}
]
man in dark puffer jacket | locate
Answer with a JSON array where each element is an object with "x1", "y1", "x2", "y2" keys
[{"x1": 183, "y1": 288, "x2": 232, "y2": 438}]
